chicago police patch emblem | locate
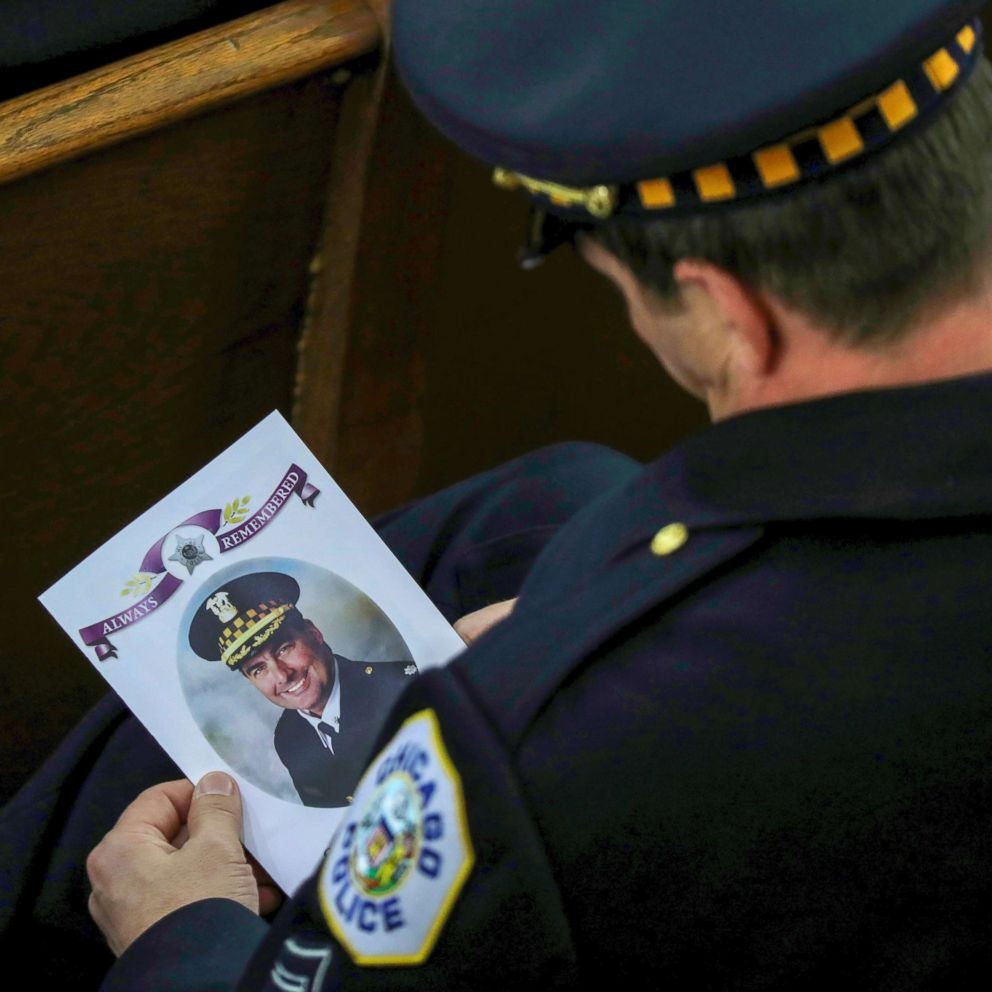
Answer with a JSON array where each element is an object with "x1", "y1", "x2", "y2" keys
[{"x1": 318, "y1": 708, "x2": 474, "y2": 964}]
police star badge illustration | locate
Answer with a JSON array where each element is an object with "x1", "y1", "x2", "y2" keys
[{"x1": 168, "y1": 533, "x2": 213, "y2": 575}]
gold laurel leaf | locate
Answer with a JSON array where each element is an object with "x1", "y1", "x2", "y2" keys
[{"x1": 121, "y1": 575, "x2": 144, "y2": 597}]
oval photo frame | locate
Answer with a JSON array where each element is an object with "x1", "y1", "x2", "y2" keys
[{"x1": 177, "y1": 556, "x2": 413, "y2": 804}]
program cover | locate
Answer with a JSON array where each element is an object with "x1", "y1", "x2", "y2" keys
[{"x1": 40, "y1": 412, "x2": 465, "y2": 893}]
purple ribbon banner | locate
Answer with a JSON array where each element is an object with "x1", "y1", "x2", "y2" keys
[{"x1": 79, "y1": 464, "x2": 320, "y2": 661}]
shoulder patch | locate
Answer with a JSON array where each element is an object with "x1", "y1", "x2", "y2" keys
[{"x1": 318, "y1": 708, "x2": 474, "y2": 965}]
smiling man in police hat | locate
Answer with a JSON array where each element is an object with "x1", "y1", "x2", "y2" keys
[
  {"x1": 189, "y1": 572, "x2": 416, "y2": 808},
  {"x1": 71, "y1": 0, "x2": 992, "y2": 987}
]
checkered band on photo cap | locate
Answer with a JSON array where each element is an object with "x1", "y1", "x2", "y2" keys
[
  {"x1": 188, "y1": 571, "x2": 301, "y2": 669},
  {"x1": 393, "y1": 1, "x2": 988, "y2": 221}
]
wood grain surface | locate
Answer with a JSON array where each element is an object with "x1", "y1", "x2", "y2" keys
[
  {"x1": 0, "y1": 0, "x2": 379, "y2": 186},
  {"x1": 292, "y1": 63, "x2": 454, "y2": 514}
]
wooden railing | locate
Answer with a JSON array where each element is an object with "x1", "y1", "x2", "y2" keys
[{"x1": 0, "y1": 1, "x2": 381, "y2": 185}]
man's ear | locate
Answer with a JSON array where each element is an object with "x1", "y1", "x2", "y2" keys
[{"x1": 672, "y1": 259, "x2": 776, "y2": 376}]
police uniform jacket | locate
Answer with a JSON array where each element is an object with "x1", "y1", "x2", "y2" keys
[
  {"x1": 104, "y1": 372, "x2": 992, "y2": 990},
  {"x1": 274, "y1": 655, "x2": 416, "y2": 808}
]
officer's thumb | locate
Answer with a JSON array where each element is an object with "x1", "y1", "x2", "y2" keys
[{"x1": 187, "y1": 771, "x2": 244, "y2": 852}]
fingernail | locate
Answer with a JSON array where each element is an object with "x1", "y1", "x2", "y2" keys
[{"x1": 195, "y1": 772, "x2": 234, "y2": 797}]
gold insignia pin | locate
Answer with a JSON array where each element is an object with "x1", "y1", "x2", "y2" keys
[{"x1": 651, "y1": 522, "x2": 689, "y2": 556}]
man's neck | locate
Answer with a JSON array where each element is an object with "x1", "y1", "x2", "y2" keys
[{"x1": 711, "y1": 283, "x2": 992, "y2": 420}]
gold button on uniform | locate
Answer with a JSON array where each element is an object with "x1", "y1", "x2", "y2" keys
[
  {"x1": 651, "y1": 522, "x2": 689, "y2": 556},
  {"x1": 365, "y1": 665, "x2": 373, "y2": 674}
]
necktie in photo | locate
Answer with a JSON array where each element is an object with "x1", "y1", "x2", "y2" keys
[{"x1": 318, "y1": 721, "x2": 339, "y2": 752}]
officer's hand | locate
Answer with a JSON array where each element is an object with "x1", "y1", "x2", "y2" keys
[
  {"x1": 168, "y1": 828, "x2": 284, "y2": 917},
  {"x1": 87, "y1": 773, "x2": 259, "y2": 956},
  {"x1": 454, "y1": 597, "x2": 517, "y2": 644},
  {"x1": 248, "y1": 852, "x2": 285, "y2": 917}
]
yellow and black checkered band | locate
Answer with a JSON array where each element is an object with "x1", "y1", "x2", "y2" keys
[
  {"x1": 492, "y1": 19, "x2": 982, "y2": 221},
  {"x1": 219, "y1": 599, "x2": 293, "y2": 669}
]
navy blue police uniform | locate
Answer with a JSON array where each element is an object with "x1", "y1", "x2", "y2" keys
[
  {"x1": 272, "y1": 656, "x2": 416, "y2": 809},
  {"x1": 103, "y1": 374, "x2": 992, "y2": 991},
  {"x1": 7, "y1": 1, "x2": 992, "y2": 989}
]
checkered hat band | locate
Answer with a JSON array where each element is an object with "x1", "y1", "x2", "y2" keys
[
  {"x1": 220, "y1": 600, "x2": 293, "y2": 667},
  {"x1": 498, "y1": 19, "x2": 982, "y2": 219}
]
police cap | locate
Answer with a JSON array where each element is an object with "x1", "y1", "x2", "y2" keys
[
  {"x1": 188, "y1": 571, "x2": 301, "y2": 669},
  {"x1": 393, "y1": 1, "x2": 987, "y2": 222}
]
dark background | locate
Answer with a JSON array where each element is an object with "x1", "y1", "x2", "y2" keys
[{"x1": 415, "y1": 149, "x2": 709, "y2": 491}]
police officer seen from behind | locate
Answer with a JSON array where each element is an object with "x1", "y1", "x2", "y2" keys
[
  {"x1": 76, "y1": 0, "x2": 992, "y2": 987},
  {"x1": 189, "y1": 572, "x2": 416, "y2": 807}
]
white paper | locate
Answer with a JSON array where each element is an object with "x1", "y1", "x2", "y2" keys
[{"x1": 40, "y1": 411, "x2": 465, "y2": 893}]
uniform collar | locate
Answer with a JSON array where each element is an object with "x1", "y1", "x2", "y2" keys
[{"x1": 640, "y1": 371, "x2": 992, "y2": 529}]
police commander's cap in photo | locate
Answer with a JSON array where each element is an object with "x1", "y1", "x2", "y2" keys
[
  {"x1": 189, "y1": 571, "x2": 301, "y2": 669},
  {"x1": 393, "y1": 0, "x2": 987, "y2": 230}
]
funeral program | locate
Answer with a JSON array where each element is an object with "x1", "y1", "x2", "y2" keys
[{"x1": 40, "y1": 412, "x2": 465, "y2": 892}]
